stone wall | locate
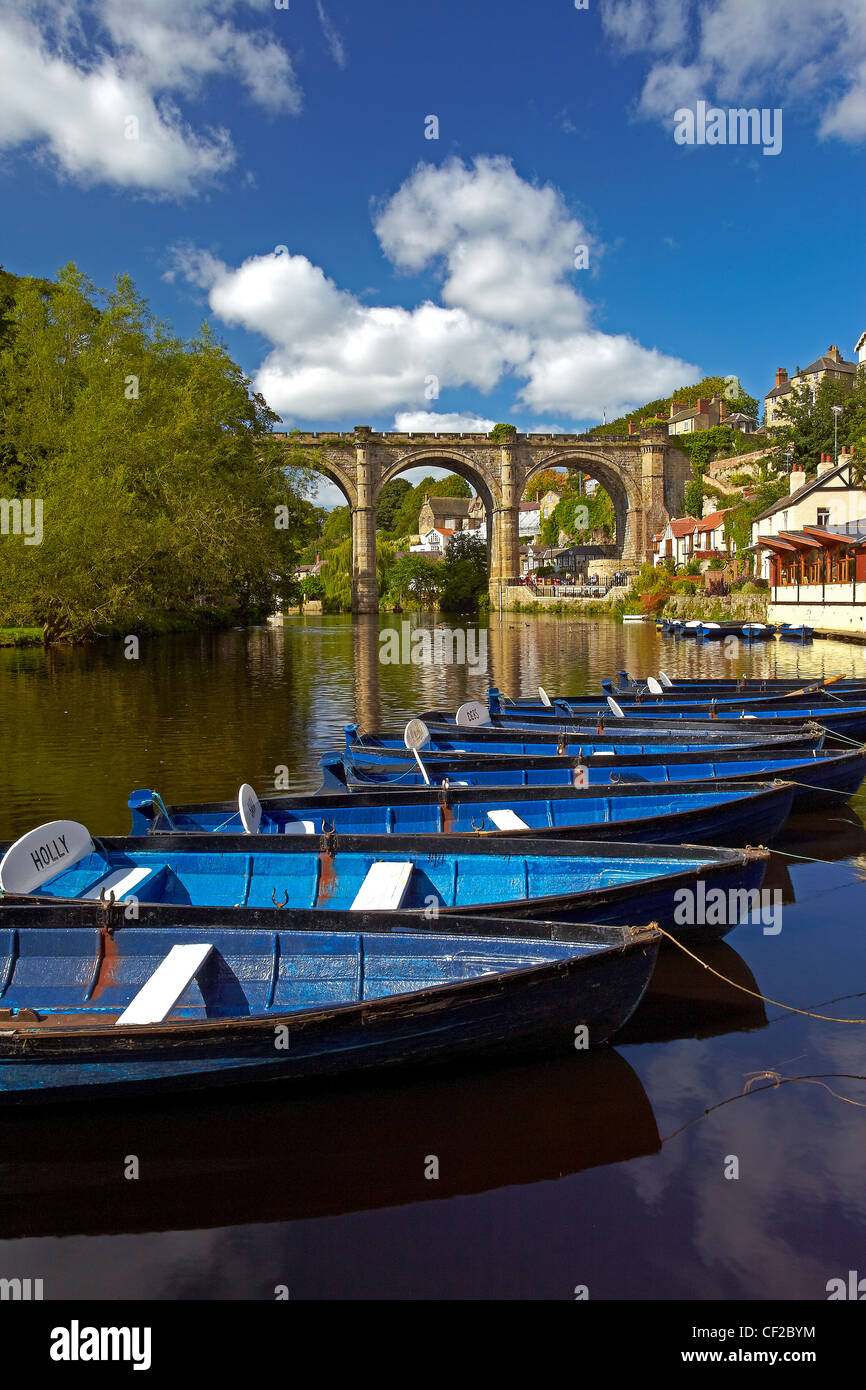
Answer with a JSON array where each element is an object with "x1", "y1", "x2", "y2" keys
[{"x1": 663, "y1": 594, "x2": 768, "y2": 620}]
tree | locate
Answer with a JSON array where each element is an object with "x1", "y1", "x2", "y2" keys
[
  {"x1": 771, "y1": 374, "x2": 866, "y2": 475},
  {"x1": 320, "y1": 505, "x2": 352, "y2": 546},
  {"x1": 376, "y1": 477, "x2": 411, "y2": 533},
  {"x1": 387, "y1": 553, "x2": 444, "y2": 608},
  {"x1": 439, "y1": 533, "x2": 488, "y2": 612},
  {"x1": 684, "y1": 478, "x2": 704, "y2": 517},
  {"x1": 0, "y1": 264, "x2": 316, "y2": 641}
]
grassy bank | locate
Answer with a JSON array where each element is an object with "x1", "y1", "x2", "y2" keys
[{"x1": 0, "y1": 627, "x2": 43, "y2": 647}]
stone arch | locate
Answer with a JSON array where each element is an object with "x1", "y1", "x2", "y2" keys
[
  {"x1": 378, "y1": 449, "x2": 497, "y2": 575},
  {"x1": 306, "y1": 459, "x2": 357, "y2": 509},
  {"x1": 521, "y1": 451, "x2": 643, "y2": 562}
]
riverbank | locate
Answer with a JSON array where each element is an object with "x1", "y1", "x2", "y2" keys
[{"x1": 0, "y1": 627, "x2": 42, "y2": 647}]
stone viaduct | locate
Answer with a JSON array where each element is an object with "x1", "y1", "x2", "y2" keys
[{"x1": 276, "y1": 426, "x2": 691, "y2": 611}]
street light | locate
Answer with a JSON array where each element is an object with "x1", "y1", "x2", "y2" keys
[{"x1": 832, "y1": 404, "x2": 844, "y2": 465}]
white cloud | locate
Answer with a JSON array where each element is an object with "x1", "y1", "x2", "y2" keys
[
  {"x1": 0, "y1": 0, "x2": 300, "y2": 194},
  {"x1": 316, "y1": 1, "x2": 347, "y2": 70},
  {"x1": 604, "y1": 0, "x2": 866, "y2": 142},
  {"x1": 390, "y1": 411, "x2": 497, "y2": 433},
  {"x1": 169, "y1": 157, "x2": 698, "y2": 424}
]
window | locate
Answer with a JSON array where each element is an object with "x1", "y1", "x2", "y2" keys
[{"x1": 817, "y1": 508, "x2": 830, "y2": 527}]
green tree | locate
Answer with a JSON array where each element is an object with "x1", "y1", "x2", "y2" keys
[
  {"x1": 0, "y1": 264, "x2": 315, "y2": 641},
  {"x1": 439, "y1": 533, "x2": 488, "y2": 612},
  {"x1": 376, "y1": 476, "x2": 411, "y2": 533},
  {"x1": 387, "y1": 553, "x2": 444, "y2": 608},
  {"x1": 771, "y1": 374, "x2": 866, "y2": 475},
  {"x1": 684, "y1": 478, "x2": 704, "y2": 517},
  {"x1": 320, "y1": 505, "x2": 352, "y2": 546}
]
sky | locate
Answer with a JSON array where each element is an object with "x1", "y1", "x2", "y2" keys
[{"x1": 1, "y1": 0, "x2": 864, "y2": 506}]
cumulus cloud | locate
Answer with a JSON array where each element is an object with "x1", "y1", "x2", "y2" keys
[
  {"x1": 603, "y1": 0, "x2": 866, "y2": 141},
  {"x1": 390, "y1": 411, "x2": 498, "y2": 433},
  {"x1": 0, "y1": 0, "x2": 300, "y2": 194},
  {"x1": 169, "y1": 157, "x2": 698, "y2": 424}
]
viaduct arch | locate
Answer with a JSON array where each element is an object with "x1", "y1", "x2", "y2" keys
[{"x1": 278, "y1": 426, "x2": 690, "y2": 611}]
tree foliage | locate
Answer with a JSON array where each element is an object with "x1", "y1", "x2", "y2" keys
[
  {"x1": 0, "y1": 263, "x2": 318, "y2": 640},
  {"x1": 390, "y1": 473, "x2": 472, "y2": 537},
  {"x1": 439, "y1": 533, "x2": 488, "y2": 612}
]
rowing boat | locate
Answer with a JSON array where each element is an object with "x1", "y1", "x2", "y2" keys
[
  {"x1": 0, "y1": 823, "x2": 769, "y2": 940},
  {"x1": 127, "y1": 777, "x2": 796, "y2": 847},
  {"x1": 0, "y1": 917, "x2": 660, "y2": 1104},
  {"x1": 325, "y1": 743, "x2": 866, "y2": 809}
]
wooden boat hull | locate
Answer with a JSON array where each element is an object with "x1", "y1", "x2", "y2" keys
[
  {"x1": 328, "y1": 745, "x2": 866, "y2": 810},
  {"x1": 129, "y1": 779, "x2": 796, "y2": 848},
  {"x1": 0, "y1": 832, "x2": 770, "y2": 942},
  {"x1": 0, "y1": 919, "x2": 659, "y2": 1104},
  {"x1": 406, "y1": 717, "x2": 821, "y2": 752}
]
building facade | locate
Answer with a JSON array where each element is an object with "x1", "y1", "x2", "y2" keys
[
  {"x1": 764, "y1": 342, "x2": 860, "y2": 427},
  {"x1": 752, "y1": 448, "x2": 866, "y2": 634}
]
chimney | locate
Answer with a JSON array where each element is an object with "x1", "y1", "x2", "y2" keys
[
  {"x1": 790, "y1": 466, "x2": 806, "y2": 494},
  {"x1": 628, "y1": 419, "x2": 636, "y2": 435},
  {"x1": 827, "y1": 345, "x2": 841, "y2": 362},
  {"x1": 775, "y1": 367, "x2": 788, "y2": 387},
  {"x1": 696, "y1": 398, "x2": 710, "y2": 415},
  {"x1": 817, "y1": 453, "x2": 836, "y2": 476}
]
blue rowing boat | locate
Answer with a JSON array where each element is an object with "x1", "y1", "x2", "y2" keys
[
  {"x1": 611, "y1": 671, "x2": 863, "y2": 697},
  {"x1": 127, "y1": 777, "x2": 796, "y2": 847},
  {"x1": 0, "y1": 823, "x2": 769, "y2": 940},
  {"x1": 327, "y1": 743, "x2": 866, "y2": 809},
  {"x1": 355, "y1": 723, "x2": 822, "y2": 758},
  {"x1": 483, "y1": 692, "x2": 866, "y2": 739},
  {"x1": 0, "y1": 917, "x2": 660, "y2": 1105}
]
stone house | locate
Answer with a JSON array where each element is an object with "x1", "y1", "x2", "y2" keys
[
  {"x1": 764, "y1": 343, "x2": 860, "y2": 427},
  {"x1": 416, "y1": 494, "x2": 484, "y2": 534}
]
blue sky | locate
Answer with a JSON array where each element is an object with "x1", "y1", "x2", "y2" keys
[{"x1": 1, "y1": 0, "x2": 864, "y2": 504}]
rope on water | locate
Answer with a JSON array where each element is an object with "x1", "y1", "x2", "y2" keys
[
  {"x1": 810, "y1": 724, "x2": 866, "y2": 746},
  {"x1": 772, "y1": 776, "x2": 866, "y2": 799},
  {"x1": 653, "y1": 926, "x2": 866, "y2": 1024}
]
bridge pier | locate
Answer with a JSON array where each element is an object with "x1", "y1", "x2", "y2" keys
[{"x1": 351, "y1": 434, "x2": 380, "y2": 614}]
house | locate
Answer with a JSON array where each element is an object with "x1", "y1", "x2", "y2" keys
[
  {"x1": 410, "y1": 526, "x2": 455, "y2": 554},
  {"x1": 856, "y1": 331, "x2": 866, "y2": 365},
  {"x1": 416, "y1": 494, "x2": 484, "y2": 534},
  {"x1": 751, "y1": 447, "x2": 866, "y2": 634},
  {"x1": 764, "y1": 343, "x2": 860, "y2": 427},
  {"x1": 474, "y1": 504, "x2": 542, "y2": 544},
  {"x1": 652, "y1": 510, "x2": 735, "y2": 569},
  {"x1": 653, "y1": 516, "x2": 701, "y2": 566},
  {"x1": 667, "y1": 392, "x2": 755, "y2": 436}
]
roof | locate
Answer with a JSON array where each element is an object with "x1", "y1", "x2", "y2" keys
[
  {"x1": 668, "y1": 405, "x2": 705, "y2": 423},
  {"x1": 751, "y1": 458, "x2": 849, "y2": 522},
  {"x1": 856, "y1": 331, "x2": 866, "y2": 353},
  {"x1": 696, "y1": 509, "x2": 733, "y2": 532},
  {"x1": 423, "y1": 496, "x2": 473, "y2": 516},
  {"x1": 797, "y1": 353, "x2": 856, "y2": 377},
  {"x1": 765, "y1": 381, "x2": 792, "y2": 399},
  {"x1": 668, "y1": 516, "x2": 700, "y2": 537}
]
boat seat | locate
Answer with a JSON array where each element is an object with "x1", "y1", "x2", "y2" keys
[
  {"x1": 80, "y1": 865, "x2": 158, "y2": 902},
  {"x1": 350, "y1": 861, "x2": 414, "y2": 911},
  {"x1": 116, "y1": 944, "x2": 214, "y2": 1025},
  {"x1": 283, "y1": 820, "x2": 316, "y2": 835},
  {"x1": 486, "y1": 809, "x2": 530, "y2": 830}
]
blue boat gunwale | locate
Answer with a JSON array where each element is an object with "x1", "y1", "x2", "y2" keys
[
  {"x1": 0, "y1": 919, "x2": 662, "y2": 1051},
  {"x1": 134, "y1": 777, "x2": 797, "y2": 838}
]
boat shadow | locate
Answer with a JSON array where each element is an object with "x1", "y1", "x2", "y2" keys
[{"x1": 0, "y1": 1048, "x2": 659, "y2": 1241}]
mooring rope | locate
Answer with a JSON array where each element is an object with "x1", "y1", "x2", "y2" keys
[{"x1": 653, "y1": 926, "x2": 866, "y2": 1024}]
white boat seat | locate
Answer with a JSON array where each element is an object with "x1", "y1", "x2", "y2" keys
[
  {"x1": 283, "y1": 820, "x2": 316, "y2": 835},
  {"x1": 81, "y1": 865, "x2": 155, "y2": 902},
  {"x1": 351, "y1": 861, "x2": 414, "y2": 911},
  {"x1": 116, "y1": 944, "x2": 213, "y2": 1026},
  {"x1": 486, "y1": 809, "x2": 530, "y2": 830}
]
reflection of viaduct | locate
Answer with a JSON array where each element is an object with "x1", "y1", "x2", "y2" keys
[{"x1": 278, "y1": 426, "x2": 691, "y2": 612}]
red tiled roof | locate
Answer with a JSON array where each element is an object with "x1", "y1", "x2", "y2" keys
[{"x1": 669, "y1": 516, "x2": 699, "y2": 537}]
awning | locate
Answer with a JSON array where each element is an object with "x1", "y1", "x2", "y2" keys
[
  {"x1": 802, "y1": 526, "x2": 866, "y2": 548},
  {"x1": 757, "y1": 536, "x2": 799, "y2": 554}
]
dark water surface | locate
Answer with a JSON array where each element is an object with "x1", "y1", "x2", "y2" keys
[{"x1": 1, "y1": 615, "x2": 865, "y2": 1300}]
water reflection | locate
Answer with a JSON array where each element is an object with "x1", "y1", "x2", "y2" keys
[{"x1": 0, "y1": 1049, "x2": 657, "y2": 1243}]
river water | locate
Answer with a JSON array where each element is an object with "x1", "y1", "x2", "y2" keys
[{"x1": 0, "y1": 615, "x2": 864, "y2": 1299}]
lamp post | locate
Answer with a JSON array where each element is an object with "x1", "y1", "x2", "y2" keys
[{"x1": 832, "y1": 404, "x2": 844, "y2": 466}]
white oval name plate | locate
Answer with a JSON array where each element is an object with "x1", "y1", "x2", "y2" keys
[
  {"x1": 238, "y1": 784, "x2": 263, "y2": 835},
  {"x1": 0, "y1": 820, "x2": 95, "y2": 895},
  {"x1": 404, "y1": 719, "x2": 431, "y2": 750},
  {"x1": 455, "y1": 701, "x2": 491, "y2": 728}
]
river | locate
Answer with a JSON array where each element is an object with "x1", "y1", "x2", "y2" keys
[{"x1": 0, "y1": 615, "x2": 864, "y2": 1299}]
